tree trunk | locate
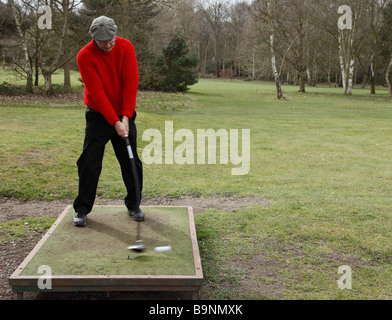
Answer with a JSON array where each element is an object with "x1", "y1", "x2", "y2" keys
[
  {"x1": 299, "y1": 71, "x2": 306, "y2": 92},
  {"x1": 63, "y1": 1, "x2": 71, "y2": 89},
  {"x1": 34, "y1": 28, "x2": 39, "y2": 86},
  {"x1": 270, "y1": 34, "x2": 283, "y2": 99},
  {"x1": 306, "y1": 67, "x2": 312, "y2": 86},
  {"x1": 338, "y1": 29, "x2": 354, "y2": 95},
  {"x1": 361, "y1": 73, "x2": 367, "y2": 88},
  {"x1": 338, "y1": 34, "x2": 347, "y2": 93},
  {"x1": 34, "y1": 56, "x2": 39, "y2": 86},
  {"x1": 347, "y1": 58, "x2": 354, "y2": 95},
  {"x1": 369, "y1": 55, "x2": 376, "y2": 94},
  {"x1": 386, "y1": 54, "x2": 392, "y2": 96},
  {"x1": 43, "y1": 71, "x2": 54, "y2": 96},
  {"x1": 252, "y1": 45, "x2": 255, "y2": 79},
  {"x1": 64, "y1": 59, "x2": 71, "y2": 89}
]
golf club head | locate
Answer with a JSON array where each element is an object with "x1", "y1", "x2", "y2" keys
[{"x1": 128, "y1": 240, "x2": 146, "y2": 253}]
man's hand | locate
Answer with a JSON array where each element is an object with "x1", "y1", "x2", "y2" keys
[
  {"x1": 122, "y1": 116, "x2": 129, "y2": 134},
  {"x1": 115, "y1": 116, "x2": 129, "y2": 138}
]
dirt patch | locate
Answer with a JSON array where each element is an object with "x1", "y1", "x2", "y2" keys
[
  {"x1": 0, "y1": 196, "x2": 269, "y2": 300},
  {"x1": 231, "y1": 254, "x2": 288, "y2": 300},
  {"x1": 0, "y1": 198, "x2": 68, "y2": 223},
  {"x1": 99, "y1": 196, "x2": 270, "y2": 214},
  {"x1": 0, "y1": 196, "x2": 269, "y2": 223}
]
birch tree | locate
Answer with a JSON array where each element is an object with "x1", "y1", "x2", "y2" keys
[
  {"x1": 337, "y1": 4, "x2": 355, "y2": 94},
  {"x1": 313, "y1": 0, "x2": 366, "y2": 95},
  {"x1": 250, "y1": 0, "x2": 284, "y2": 98},
  {"x1": 266, "y1": 0, "x2": 282, "y2": 98}
]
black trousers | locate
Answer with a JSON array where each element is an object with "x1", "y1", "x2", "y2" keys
[{"x1": 73, "y1": 110, "x2": 143, "y2": 215}]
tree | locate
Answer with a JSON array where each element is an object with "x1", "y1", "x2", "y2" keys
[
  {"x1": 381, "y1": 0, "x2": 392, "y2": 95},
  {"x1": 151, "y1": 35, "x2": 199, "y2": 92},
  {"x1": 313, "y1": 0, "x2": 368, "y2": 95},
  {"x1": 0, "y1": 1, "x2": 18, "y2": 69},
  {"x1": 225, "y1": 1, "x2": 250, "y2": 78},
  {"x1": 35, "y1": 0, "x2": 81, "y2": 95},
  {"x1": 350, "y1": 0, "x2": 390, "y2": 94},
  {"x1": 9, "y1": 0, "x2": 34, "y2": 93},
  {"x1": 199, "y1": 0, "x2": 229, "y2": 78},
  {"x1": 7, "y1": 0, "x2": 82, "y2": 95},
  {"x1": 266, "y1": 0, "x2": 283, "y2": 98}
]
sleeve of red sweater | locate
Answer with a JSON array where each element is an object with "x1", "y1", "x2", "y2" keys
[
  {"x1": 121, "y1": 42, "x2": 139, "y2": 118},
  {"x1": 77, "y1": 49, "x2": 119, "y2": 126}
]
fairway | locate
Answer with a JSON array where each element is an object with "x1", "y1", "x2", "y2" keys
[{"x1": 2, "y1": 79, "x2": 392, "y2": 299}]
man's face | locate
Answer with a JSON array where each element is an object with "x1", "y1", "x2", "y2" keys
[{"x1": 96, "y1": 37, "x2": 116, "y2": 52}]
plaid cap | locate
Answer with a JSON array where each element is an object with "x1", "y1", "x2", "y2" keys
[{"x1": 89, "y1": 16, "x2": 117, "y2": 41}]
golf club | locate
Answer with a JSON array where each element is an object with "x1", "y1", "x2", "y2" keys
[
  {"x1": 127, "y1": 222, "x2": 146, "y2": 252},
  {"x1": 124, "y1": 136, "x2": 145, "y2": 253}
]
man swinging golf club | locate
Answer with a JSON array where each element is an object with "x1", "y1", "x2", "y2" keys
[{"x1": 73, "y1": 16, "x2": 144, "y2": 227}]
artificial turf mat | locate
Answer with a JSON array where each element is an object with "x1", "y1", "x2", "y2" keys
[{"x1": 20, "y1": 206, "x2": 196, "y2": 276}]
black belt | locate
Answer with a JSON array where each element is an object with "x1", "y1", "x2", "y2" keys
[{"x1": 85, "y1": 105, "x2": 99, "y2": 113}]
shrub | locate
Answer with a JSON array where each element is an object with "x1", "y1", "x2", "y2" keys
[
  {"x1": 139, "y1": 36, "x2": 199, "y2": 92},
  {"x1": 0, "y1": 81, "x2": 27, "y2": 95}
]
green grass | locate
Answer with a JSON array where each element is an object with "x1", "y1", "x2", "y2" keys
[
  {"x1": 0, "y1": 67, "x2": 82, "y2": 87},
  {"x1": 0, "y1": 217, "x2": 56, "y2": 243},
  {"x1": 191, "y1": 80, "x2": 392, "y2": 299},
  {"x1": 2, "y1": 75, "x2": 392, "y2": 299}
]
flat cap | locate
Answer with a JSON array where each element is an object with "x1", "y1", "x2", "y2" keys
[{"x1": 89, "y1": 16, "x2": 117, "y2": 41}]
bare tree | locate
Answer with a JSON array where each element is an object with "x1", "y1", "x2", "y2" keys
[
  {"x1": 380, "y1": 0, "x2": 392, "y2": 95},
  {"x1": 9, "y1": 0, "x2": 34, "y2": 93},
  {"x1": 198, "y1": 0, "x2": 229, "y2": 78},
  {"x1": 36, "y1": 0, "x2": 82, "y2": 95},
  {"x1": 366, "y1": 0, "x2": 388, "y2": 94},
  {"x1": 250, "y1": 0, "x2": 283, "y2": 98},
  {"x1": 225, "y1": 1, "x2": 250, "y2": 78},
  {"x1": 312, "y1": 0, "x2": 367, "y2": 94}
]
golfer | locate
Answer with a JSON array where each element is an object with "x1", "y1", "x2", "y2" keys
[{"x1": 73, "y1": 16, "x2": 144, "y2": 226}]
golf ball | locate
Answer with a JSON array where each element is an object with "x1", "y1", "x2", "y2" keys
[{"x1": 154, "y1": 246, "x2": 172, "y2": 252}]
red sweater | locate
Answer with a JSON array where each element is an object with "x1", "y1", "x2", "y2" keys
[{"x1": 77, "y1": 37, "x2": 139, "y2": 126}]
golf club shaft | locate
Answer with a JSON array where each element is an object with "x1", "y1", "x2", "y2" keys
[
  {"x1": 136, "y1": 221, "x2": 141, "y2": 241},
  {"x1": 124, "y1": 137, "x2": 141, "y2": 207},
  {"x1": 124, "y1": 137, "x2": 144, "y2": 251}
]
